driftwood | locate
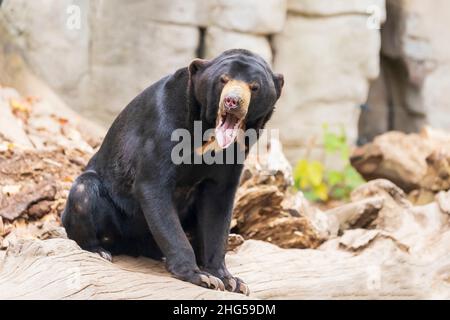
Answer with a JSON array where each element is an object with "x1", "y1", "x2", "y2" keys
[
  {"x1": 326, "y1": 196, "x2": 384, "y2": 232},
  {"x1": 1, "y1": 180, "x2": 449, "y2": 299},
  {"x1": 351, "y1": 128, "x2": 450, "y2": 199},
  {"x1": 232, "y1": 140, "x2": 327, "y2": 249}
]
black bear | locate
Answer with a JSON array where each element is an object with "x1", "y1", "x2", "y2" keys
[{"x1": 62, "y1": 49, "x2": 284, "y2": 295}]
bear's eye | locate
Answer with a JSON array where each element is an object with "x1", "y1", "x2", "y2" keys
[
  {"x1": 250, "y1": 83, "x2": 260, "y2": 92},
  {"x1": 220, "y1": 75, "x2": 230, "y2": 84}
]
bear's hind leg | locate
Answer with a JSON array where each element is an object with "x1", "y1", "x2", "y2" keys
[{"x1": 62, "y1": 170, "x2": 119, "y2": 261}]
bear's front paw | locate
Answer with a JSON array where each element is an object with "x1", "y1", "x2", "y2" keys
[
  {"x1": 170, "y1": 265, "x2": 226, "y2": 291},
  {"x1": 222, "y1": 276, "x2": 250, "y2": 296},
  {"x1": 180, "y1": 271, "x2": 225, "y2": 291},
  {"x1": 197, "y1": 272, "x2": 226, "y2": 291}
]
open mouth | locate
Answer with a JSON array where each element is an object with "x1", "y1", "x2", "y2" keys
[
  {"x1": 213, "y1": 79, "x2": 251, "y2": 150},
  {"x1": 215, "y1": 111, "x2": 242, "y2": 149}
]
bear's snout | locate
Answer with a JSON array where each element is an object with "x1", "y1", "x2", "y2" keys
[
  {"x1": 224, "y1": 94, "x2": 240, "y2": 110},
  {"x1": 220, "y1": 80, "x2": 251, "y2": 117}
]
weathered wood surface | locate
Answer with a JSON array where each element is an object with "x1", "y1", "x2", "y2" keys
[
  {"x1": 232, "y1": 140, "x2": 327, "y2": 249},
  {"x1": 1, "y1": 180, "x2": 449, "y2": 299}
]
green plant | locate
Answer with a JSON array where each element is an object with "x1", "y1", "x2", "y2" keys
[{"x1": 293, "y1": 125, "x2": 365, "y2": 202}]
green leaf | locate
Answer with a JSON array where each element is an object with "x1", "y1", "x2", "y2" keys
[
  {"x1": 343, "y1": 165, "x2": 365, "y2": 189},
  {"x1": 293, "y1": 125, "x2": 366, "y2": 203},
  {"x1": 323, "y1": 125, "x2": 350, "y2": 160},
  {"x1": 340, "y1": 146, "x2": 350, "y2": 162},
  {"x1": 326, "y1": 170, "x2": 343, "y2": 187},
  {"x1": 323, "y1": 132, "x2": 342, "y2": 154},
  {"x1": 339, "y1": 125, "x2": 347, "y2": 143},
  {"x1": 303, "y1": 190, "x2": 319, "y2": 202},
  {"x1": 330, "y1": 186, "x2": 349, "y2": 200}
]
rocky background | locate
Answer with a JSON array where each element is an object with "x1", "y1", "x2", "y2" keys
[
  {"x1": 3, "y1": 0, "x2": 448, "y2": 164},
  {"x1": 359, "y1": 0, "x2": 450, "y2": 145},
  {"x1": 1, "y1": 0, "x2": 449, "y2": 163}
]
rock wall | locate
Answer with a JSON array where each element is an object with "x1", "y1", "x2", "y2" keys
[
  {"x1": 0, "y1": 0, "x2": 386, "y2": 163},
  {"x1": 272, "y1": 0, "x2": 385, "y2": 161},
  {"x1": 359, "y1": 0, "x2": 450, "y2": 143}
]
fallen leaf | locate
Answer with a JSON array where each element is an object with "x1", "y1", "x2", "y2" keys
[
  {"x1": 9, "y1": 99, "x2": 30, "y2": 113},
  {"x1": 63, "y1": 176, "x2": 74, "y2": 183},
  {"x1": 58, "y1": 117, "x2": 69, "y2": 126}
]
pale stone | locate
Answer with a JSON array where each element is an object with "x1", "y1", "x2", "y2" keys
[
  {"x1": 270, "y1": 102, "x2": 361, "y2": 165},
  {"x1": 88, "y1": 2, "x2": 200, "y2": 122},
  {"x1": 382, "y1": 0, "x2": 450, "y2": 64},
  {"x1": 0, "y1": 89, "x2": 34, "y2": 148},
  {"x1": 1, "y1": 0, "x2": 200, "y2": 125},
  {"x1": 145, "y1": 0, "x2": 210, "y2": 27},
  {"x1": 288, "y1": 0, "x2": 386, "y2": 20},
  {"x1": 1, "y1": 0, "x2": 90, "y2": 109},
  {"x1": 363, "y1": 0, "x2": 450, "y2": 135},
  {"x1": 204, "y1": 27, "x2": 272, "y2": 64},
  {"x1": 274, "y1": 15, "x2": 380, "y2": 107},
  {"x1": 210, "y1": 0, "x2": 287, "y2": 35},
  {"x1": 271, "y1": 14, "x2": 382, "y2": 162},
  {"x1": 424, "y1": 65, "x2": 450, "y2": 130}
]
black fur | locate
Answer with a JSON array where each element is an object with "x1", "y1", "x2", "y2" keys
[{"x1": 62, "y1": 49, "x2": 284, "y2": 293}]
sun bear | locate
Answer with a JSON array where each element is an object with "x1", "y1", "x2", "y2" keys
[{"x1": 62, "y1": 49, "x2": 284, "y2": 295}]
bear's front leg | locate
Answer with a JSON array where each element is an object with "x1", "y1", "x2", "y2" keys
[
  {"x1": 194, "y1": 177, "x2": 250, "y2": 295},
  {"x1": 134, "y1": 177, "x2": 225, "y2": 291}
]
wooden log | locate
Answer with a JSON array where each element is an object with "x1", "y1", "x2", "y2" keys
[
  {"x1": 2, "y1": 178, "x2": 449, "y2": 299},
  {"x1": 0, "y1": 229, "x2": 449, "y2": 299},
  {"x1": 232, "y1": 139, "x2": 327, "y2": 249},
  {"x1": 326, "y1": 196, "x2": 384, "y2": 231}
]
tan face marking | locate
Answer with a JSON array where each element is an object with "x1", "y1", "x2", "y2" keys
[
  {"x1": 218, "y1": 79, "x2": 251, "y2": 123},
  {"x1": 196, "y1": 78, "x2": 252, "y2": 155}
]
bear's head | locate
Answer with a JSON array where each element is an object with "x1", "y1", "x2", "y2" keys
[{"x1": 188, "y1": 49, "x2": 284, "y2": 149}]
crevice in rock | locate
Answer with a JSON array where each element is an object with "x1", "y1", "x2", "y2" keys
[
  {"x1": 287, "y1": 10, "x2": 370, "y2": 19},
  {"x1": 196, "y1": 27, "x2": 206, "y2": 58},
  {"x1": 358, "y1": 2, "x2": 428, "y2": 145},
  {"x1": 267, "y1": 34, "x2": 276, "y2": 65},
  {"x1": 359, "y1": 55, "x2": 428, "y2": 144}
]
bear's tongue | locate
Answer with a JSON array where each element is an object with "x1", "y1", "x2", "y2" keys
[{"x1": 215, "y1": 113, "x2": 239, "y2": 149}]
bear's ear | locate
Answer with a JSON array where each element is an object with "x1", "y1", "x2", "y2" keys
[
  {"x1": 273, "y1": 73, "x2": 284, "y2": 99},
  {"x1": 189, "y1": 58, "x2": 209, "y2": 76}
]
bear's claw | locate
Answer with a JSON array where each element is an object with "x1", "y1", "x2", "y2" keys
[
  {"x1": 222, "y1": 276, "x2": 250, "y2": 296},
  {"x1": 199, "y1": 274, "x2": 225, "y2": 291}
]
